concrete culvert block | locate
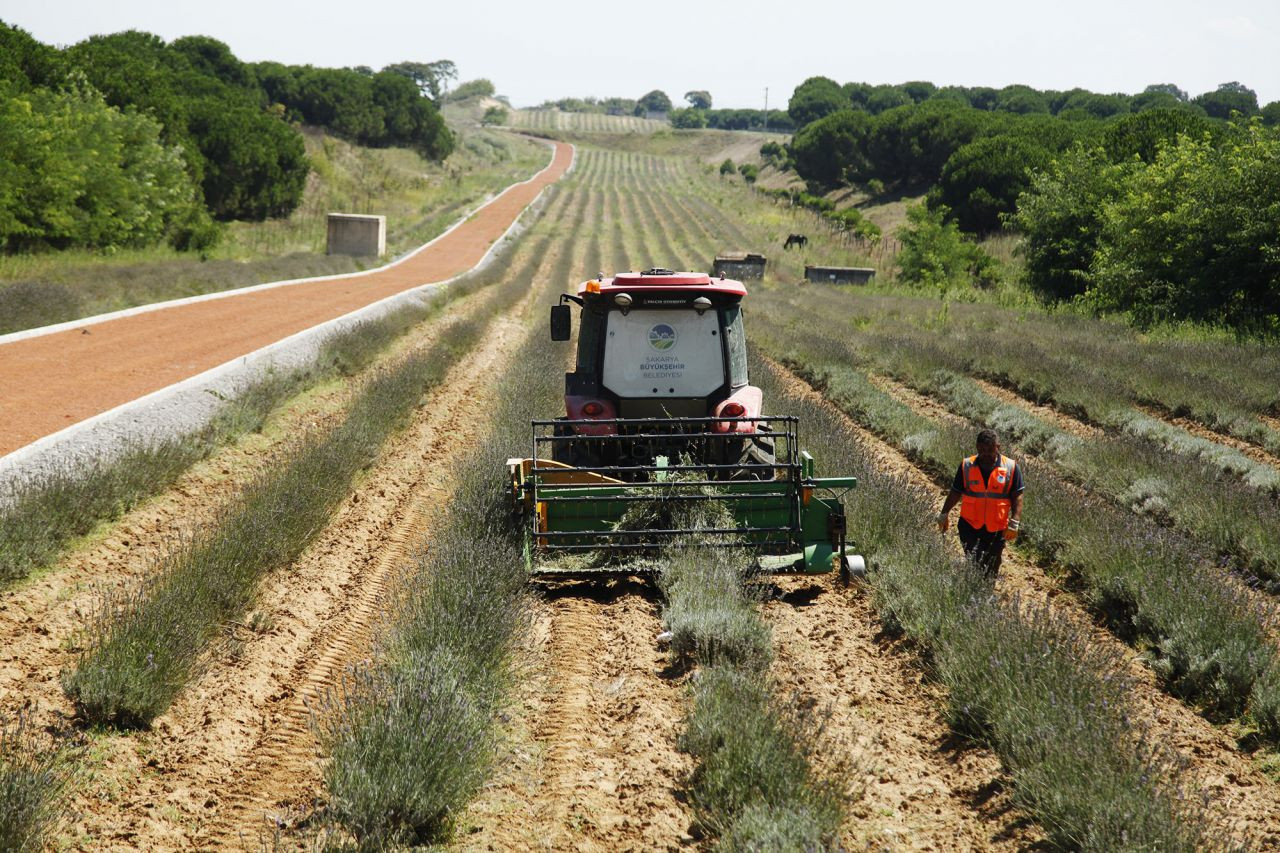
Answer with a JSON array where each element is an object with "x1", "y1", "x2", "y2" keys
[{"x1": 327, "y1": 213, "x2": 386, "y2": 258}]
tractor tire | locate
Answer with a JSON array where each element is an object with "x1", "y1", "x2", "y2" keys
[{"x1": 729, "y1": 422, "x2": 776, "y2": 481}]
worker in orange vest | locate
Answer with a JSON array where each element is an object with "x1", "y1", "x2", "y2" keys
[{"x1": 935, "y1": 429, "x2": 1023, "y2": 577}]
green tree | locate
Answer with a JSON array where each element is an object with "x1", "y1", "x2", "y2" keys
[
  {"x1": 935, "y1": 135, "x2": 1052, "y2": 233},
  {"x1": 0, "y1": 22, "x2": 65, "y2": 89},
  {"x1": 788, "y1": 76, "x2": 845, "y2": 127},
  {"x1": 669, "y1": 107, "x2": 707, "y2": 128},
  {"x1": 446, "y1": 78, "x2": 495, "y2": 101},
  {"x1": 1089, "y1": 124, "x2": 1280, "y2": 328},
  {"x1": 996, "y1": 85, "x2": 1049, "y2": 114},
  {"x1": 1193, "y1": 81, "x2": 1258, "y2": 119},
  {"x1": 684, "y1": 89, "x2": 712, "y2": 109},
  {"x1": 383, "y1": 59, "x2": 456, "y2": 100},
  {"x1": 719, "y1": 158, "x2": 735, "y2": 176},
  {"x1": 0, "y1": 80, "x2": 207, "y2": 251},
  {"x1": 481, "y1": 105, "x2": 507, "y2": 126},
  {"x1": 1010, "y1": 146, "x2": 1134, "y2": 301},
  {"x1": 1263, "y1": 102, "x2": 1280, "y2": 126},
  {"x1": 185, "y1": 96, "x2": 308, "y2": 220},
  {"x1": 866, "y1": 85, "x2": 912, "y2": 114},
  {"x1": 170, "y1": 36, "x2": 255, "y2": 91},
  {"x1": 896, "y1": 203, "x2": 998, "y2": 290},
  {"x1": 737, "y1": 163, "x2": 758, "y2": 183},
  {"x1": 790, "y1": 108, "x2": 871, "y2": 186},
  {"x1": 901, "y1": 80, "x2": 936, "y2": 103},
  {"x1": 1101, "y1": 108, "x2": 1216, "y2": 163},
  {"x1": 634, "y1": 89, "x2": 672, "y2": 115}
]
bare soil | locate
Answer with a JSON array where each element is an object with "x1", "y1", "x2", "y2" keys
[
  {"x1": 462, "y1": 581, "x2": 694, "y2": 852},
  {"x1": 0, "y1": 142, "x2": 572, "y2": 456},
  {"x1": 765, "y1": 574, "x2": 1043, "y2": 850},
  {"x1": 765, "y1": 356, "x2": 1280, "y2": 846}
]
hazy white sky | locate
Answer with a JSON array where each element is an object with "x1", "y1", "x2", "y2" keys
[{"x1": 3, "y1": 0, "x2": 1277, "y2": 108}]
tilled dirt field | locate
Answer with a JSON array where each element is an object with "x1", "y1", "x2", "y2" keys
[
  {"x1": 11, "y1": 140, "x2": 1280, "y2": 852},
  {"x1": 0, "y1": 286, "x2": 532, "y2": 849},
  {"x1": 764, "y1": 356, "x2": 1280, "y2": 847}
]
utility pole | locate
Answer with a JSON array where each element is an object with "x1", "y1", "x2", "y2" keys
[{"x1": 763, "y1": 87, "x2": 769, "y2": 133}]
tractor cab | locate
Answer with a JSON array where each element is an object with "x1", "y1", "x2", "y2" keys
[{"x1": 551, "y1": 270, "x2": 763, "y2": 464}]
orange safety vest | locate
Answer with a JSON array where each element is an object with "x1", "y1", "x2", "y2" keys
[{"x1": 959, "y1": 454, "x2": 1017, "y2": 532}]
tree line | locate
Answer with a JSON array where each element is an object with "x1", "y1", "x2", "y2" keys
[
  {"x1": 0, "y1": 22, "x2": 455, "y2": 254},
  {"x1": 782, "y1": 76, "x2": 1280, "y2": 332},
  {"x1": 534, "y1": 88, "x2": 797, "y2": 132}
]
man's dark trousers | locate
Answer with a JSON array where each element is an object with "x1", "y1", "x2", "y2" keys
[{"x1": 958, "y1": 517, "x2": 1004, "y2": 577}]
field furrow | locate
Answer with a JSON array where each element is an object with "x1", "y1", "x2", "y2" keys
[
  {"x1": 762, "y1": 355, "x2": 1280, "y2": 845},
  {"x1": 763, "y1": 572, "x2": 1042, "y2": 850}
]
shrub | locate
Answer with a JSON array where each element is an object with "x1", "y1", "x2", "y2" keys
[
  {"x1": 896, "y1": 203, "x2": 999, "y2": 290},
  {"x1": 719, "y1": 158, "x2": 734, "y2": 176}
]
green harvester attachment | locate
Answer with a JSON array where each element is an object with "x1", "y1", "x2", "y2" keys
[{"x1": 508, "y1": 416, "x2": 864, "y2": 578}]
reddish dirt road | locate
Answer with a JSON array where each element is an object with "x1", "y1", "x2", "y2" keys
[{"x1": 0, "y1": 141, "x2": 572, "y2": 456}]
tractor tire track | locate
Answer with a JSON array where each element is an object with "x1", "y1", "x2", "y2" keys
[
  {"x1": 466, "y1": 582, "x2": 694, "y2": 853},
  {"x1": 764, "y1": 356, "x2": 1280, "y2": 846}
]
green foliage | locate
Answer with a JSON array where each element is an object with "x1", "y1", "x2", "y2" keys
[
  {"x1": 1011, "y1": 146, "x2": 1132, "y2": 300},
  {"x1": 382, "y1": 59, "x2": 456, "y2": 100},
  {"x1": 736, "y1": 163, "x2": 758, "y2": 183},
  {"x1": 684, "y1": 89, "x2": 712, "y2": 109},
  {"x1": 480, "y1": 105, "x2": 507, "y2": 126},
  {"x1": 1101, "y1": 108, "x2": 1216, "y2": 163},
  {"x1": 1262, "y1": 101, "x2": 1280, "y2": 126},
  {"x1": 634, "y1": 88, "x2": 673, "y2": 115},
  {"x1": 719, "y1": 157, "x2": 735, "y2": 176},
  {"x1": 1193, "y1": 81, "x2": 1258, "y2": 119},
  {"x1": 669, "y1": 107, "x2": 707, "y2": 128},
  {"x1": 935, "y1": 135, "x2": 1052, "y2": 233},
  {"x1": 0, "y1": 713, "x2": 73, "y2": 852},
  {"x1": 789, "y1": 108, "x2": 870, "y2": 186},
  {"x1": 0, "y1": 22, "x2": 66, "y2": 90},
  {"x1": 704, "y1": 108, "x2": 794, "y2": 132},
  {"x1": 0, "y1": 80, "x2": 207, "y2": 251},
  {"x1": 896, "y1": 203, "x2": 998, "y2": 290},
  {"x1": 185, "y1": 95, "x2": 308, "y2": 221},
  {"x1": 787, "y1": 75, "x2": 845, "y2": 128},
  {"x1": 445, "y1": 78, "x2": 495, "y2": 101},
  {"x1": 1089, "y1": 123, "x2": 1280, "y2": 329}
]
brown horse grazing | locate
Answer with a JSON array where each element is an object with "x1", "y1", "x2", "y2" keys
[{"x1": 784, "y1": 233, "x2": 808, "y2": 250}]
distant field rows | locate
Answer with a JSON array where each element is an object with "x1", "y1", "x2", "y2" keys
[{"x1": 509, "y1": 108, "x2": 667, "y2": 133}]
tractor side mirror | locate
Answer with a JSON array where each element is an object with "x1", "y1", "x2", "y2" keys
[{"x1": 550, "y1": 304, "x2": 571, "y2": 341}]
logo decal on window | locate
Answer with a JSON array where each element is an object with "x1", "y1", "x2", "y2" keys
[{"x1": 648, "y1": 323, "x2": 677, "y2": 351}]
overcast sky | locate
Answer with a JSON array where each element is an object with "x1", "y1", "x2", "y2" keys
[{"x1": 3, "y1": 0, "x2": 1277, "y2": 109}]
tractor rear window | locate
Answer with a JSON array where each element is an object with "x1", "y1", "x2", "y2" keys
[{"x1": 601, "y1": 309, "x2": 725, "y2": 398}]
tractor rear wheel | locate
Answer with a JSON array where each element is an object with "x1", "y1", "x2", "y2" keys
[{"x1": 728, "y1": 422, "x2": 776, "y2": 481}]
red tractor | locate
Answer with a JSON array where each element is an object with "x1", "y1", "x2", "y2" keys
[{"x1": 510, "y1": 268, "x2": 863, "y2": 577}]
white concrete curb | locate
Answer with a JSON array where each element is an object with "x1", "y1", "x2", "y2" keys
[{"x1": 0, "y1": 141, "x2": 575, "y2": 492}]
